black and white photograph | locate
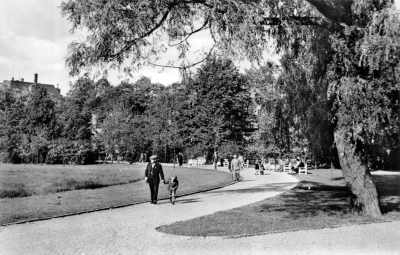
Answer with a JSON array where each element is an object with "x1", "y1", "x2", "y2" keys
[{"x1": 1, "y1": 0, "x2": 400, "y2": 254}]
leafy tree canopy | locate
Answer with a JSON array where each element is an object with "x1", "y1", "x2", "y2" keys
[
  {"x1": 61, "y1": 0, "x2": 354, "y2": 76},
  {"x1": 182, "y1": 57, "x2": 252, "y2": 153}
]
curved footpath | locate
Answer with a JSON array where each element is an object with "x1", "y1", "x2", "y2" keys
[{"x1": 1, "y1": 166, "x2": 399, "y2": 255}]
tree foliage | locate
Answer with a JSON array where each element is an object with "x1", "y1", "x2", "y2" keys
[
  {"x1": 181, "y1": 57, "x2": 253, "y2": 157},
  {"x1": 63, "y1": 76, "x2": 98, "y2": 141},
  {"x1": 0, "y1": 88, "x2": 27, "y2": 163},
  {"x1": 24, "y1": 84, "x2": 58, "y2": 139},
  {"x1": 328, "y1": 5, "x2": 400, "y2": 169}
]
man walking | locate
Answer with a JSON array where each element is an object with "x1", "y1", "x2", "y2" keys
[
  {"x1": 144, "y1": 155, "x2": 165, "y2": 204},
  {"x1": 178, "y1": 152, "x2": 183, "y2": 166},
  {"x1": 213, "y1": 151, "x2": 218, "y2": 170},
  {"x1": 238, "y1": 153, "x2": 244, "y2": 171},
  {"x1": 231, "y1": 154, "x2": 241, "y2": 181}
]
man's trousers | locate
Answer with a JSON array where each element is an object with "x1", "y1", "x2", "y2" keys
[{"x1": 148, "y1": 179, "x2": 159, "y2": 203}]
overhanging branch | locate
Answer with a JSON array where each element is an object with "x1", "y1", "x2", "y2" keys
[
  {"x1": 168, "y1": 17, "x2": 210, "y2": 47},
  {"x1": 107, "y1": 2, "x2": 179, "y2": 61},
  {"x1": 260, "y1": 16, "x2": 337, "y2": 32},
  {"x1": 149, "y1": 45, "x2": 216, "y2": 70}
]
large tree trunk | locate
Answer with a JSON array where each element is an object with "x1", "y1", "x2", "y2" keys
[{"x1": 334, "y1": 131, "x2": 382, "y2": 217}]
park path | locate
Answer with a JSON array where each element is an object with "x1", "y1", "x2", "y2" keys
[{"x1": 1, "y1": 166, "x2": 399, "y2": 255}]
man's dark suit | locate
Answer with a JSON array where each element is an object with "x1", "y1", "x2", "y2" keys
[{"x1": 145, "y1": 162, "x2": 165, "y2": 203}]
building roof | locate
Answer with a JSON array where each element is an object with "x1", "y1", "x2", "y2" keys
[{"x1": 1, "y1": 78, "x2": 63, "y2": 99}]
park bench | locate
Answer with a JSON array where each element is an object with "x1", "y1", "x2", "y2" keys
[
  {"x1": 283, "y1": 160, "x2": 291, "y2": 173},
  {"x1": 188, "y1": 159, "x2": 197, "y2": 166},
  {"x1": 197, "y1": 157, "x2": 206, "y2": 165},
  {"x1": 266, "y1": 158, "x2": 278, "y2": 171},
  {"x1": 299, "y1": 164, "x2": 308, "y2": 175},
  {"x1": 223, "y1": 159, "x2": 229, "y2": 167},
  {"x1": 244, "y1": 159, "x2": 249, "y2": 168}
]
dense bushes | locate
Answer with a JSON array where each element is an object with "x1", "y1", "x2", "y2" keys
[
  {"x1": 0, "y1": 140, "x2": 99, "y2": 165},
  {"x1": 0, "y1": 183, "x2": 33, "y2": 198},
  {"x1": 0, "y1": 151, "x2": 23, "y2": 164},
  {"x1": 45, "y1": 141, "x2": 98, "y2": 165}
]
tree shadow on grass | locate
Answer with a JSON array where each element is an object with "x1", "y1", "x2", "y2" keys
[
  {"x1": 263, "y1": 179, "x2": 400, "y2": 218},
  {"x1": 263, "y1": 181, "x2": 353, "y2": 220},
  {"x1": 158, "y1": 178, "x2": 399, "y2": 237},
  {"x1": 373, "y1": 175, "x2": 400, "y2": 213},
  {"x1": 373, "y1": 175, "x2": 400, "y2": 197}
]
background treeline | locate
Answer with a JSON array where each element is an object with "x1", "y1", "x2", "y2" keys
[{"x1": 1, "y1": 57, "x2": 398, "y2": 169}]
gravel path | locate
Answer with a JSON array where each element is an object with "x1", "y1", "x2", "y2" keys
[{"x1": 1, "y1": 167, "x2": 399, "y2": 255}]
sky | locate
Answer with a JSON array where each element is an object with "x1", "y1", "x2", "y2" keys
[
  {"x1": 0, "y1": 0, "x2": 202, "y2": 95},
  {"x1": 2, "y1": 1, "x2": 397, "y2": 96}
]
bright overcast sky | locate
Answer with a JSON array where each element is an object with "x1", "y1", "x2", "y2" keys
[
  {"x1": 0, "y1": 0, "x2": 203, "y2": 95},
  {"x1": 7, "y1": 1, "x2": 396, "y2": 95}
]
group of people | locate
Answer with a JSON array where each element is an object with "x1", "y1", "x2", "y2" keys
[
  {"x1": 143, "y1": 152, "x2": 247, "y2": 205},
  {"x1": 288, "y1": 157, "x2": 305, "y2": 174},
  {"x1": 254, "y1": 157, "x2": 305, "y2": 175},
  {"x1": 143, "y1": 152, "x2": 307, "y2": 205}
]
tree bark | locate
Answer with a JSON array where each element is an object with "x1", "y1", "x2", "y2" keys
[{"x1": 334, "y1": 131, "x2": 382, "y2": 217}]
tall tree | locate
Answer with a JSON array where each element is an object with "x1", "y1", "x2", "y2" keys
[
  {"x1": 327, "y1": 5, "x2": 400, "y2": 214},
  {"x1": 0, "y1": 88, "x2": 27, "y2": 162},
  {"x1": 182, "y1": 57, "x2": 252, "y2": 162},
  {"x1": 61, "y1": 0, "x2": 400, "y2": 216},
  {"x1": 245, "y1": 63, "x2": 291, "y2": 157},
  {"x1": 24, "y1": 84, "x2": 58, "y2": 140},
  {"x1": 62, "y1": 77, "x2": 95, "y2": 141}
]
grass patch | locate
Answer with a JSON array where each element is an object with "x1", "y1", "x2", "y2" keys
[
  {"x1": 48, "y1": 178, "x2": 108, "y2": 193},
  {"x1": 158, "y1": 169, "x2": 400, "y2": 236},
  {"x1": 0, "y1": 164, "x2": 145, "y2": 198},
  {"x1": 0, "y1": 183, "x2": 34, "y2": 198},
  {"x1": 0, "y1": 163, "x2": 232, "y2": 225}
]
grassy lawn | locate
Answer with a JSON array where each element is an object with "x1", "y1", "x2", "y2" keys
[
  {"x1": 0, "y1": 164, "x2": 143, "y2": 198},
  {"x1": 158, "y1": 168, "x2": 400, "y2": 237},
  {"x1": 0, "y1": 163, "x2": 233, "y2": 225}
]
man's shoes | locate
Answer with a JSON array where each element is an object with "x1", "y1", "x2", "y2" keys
[{"x1": 172, "y1": 202, "x2": 175, "y2": 205}]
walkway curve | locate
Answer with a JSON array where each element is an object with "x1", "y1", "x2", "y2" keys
[
  {"x1": 0, "y1": 167, "x2": 298, "y2": 255},
  {"x1": 1, "y1": 167, "x2": 399, "y2": 255}
]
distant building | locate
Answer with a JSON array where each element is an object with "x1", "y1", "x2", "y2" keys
[{"x1": 1, "y1": 73, "x2": 62, "y2": 99}]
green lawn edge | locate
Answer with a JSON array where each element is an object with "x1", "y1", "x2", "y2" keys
[
  {"x1": 157, "y1": 169, "x2": 400, "y2": 237},
  {"x1": 2, "y1": 179, "x2": 236, "y2": 227},
  {"x1": 0, "y1": 165, "x2": 234, "y2": 226}
]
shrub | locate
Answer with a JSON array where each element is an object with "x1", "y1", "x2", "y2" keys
[
  {"x1": 1, "y1": 150, "x2": 23, "y2": 164},
  {"x1": 45, "y1": 140, "x2": 97, "y2": 165},
  {"x1": 49, "y1": 178, "x2": 105, "y2": 193},
  {"x1": 0, "y1": 183, "x2": 33, "y2": 198}
]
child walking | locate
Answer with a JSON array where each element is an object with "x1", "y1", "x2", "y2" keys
[
  {"x1": 165, "y1": 176, "x2": 179, "y2": 205},
  {"x1": 255, "y1": 159, "x2": 260, "y2": 175}
]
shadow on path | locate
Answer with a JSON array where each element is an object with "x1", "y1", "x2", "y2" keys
[
  {"x1": 208, "y1": 183, "x2": 296, "y2": 195},
  {"x1": 176, "y1": 198, "x2": 202, "y2": 204}
]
